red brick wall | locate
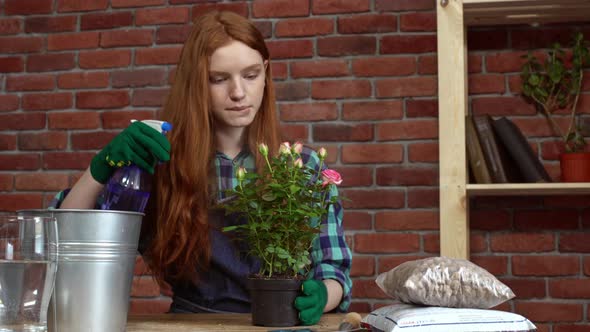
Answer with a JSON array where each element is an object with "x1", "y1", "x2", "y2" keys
[{"x1": 1, "y1": 0, "x2": 589, "y2": 330}]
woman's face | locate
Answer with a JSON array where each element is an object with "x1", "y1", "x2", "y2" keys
[{"x1": 208, "y1": 40, "x2": 267, "y2": 131}]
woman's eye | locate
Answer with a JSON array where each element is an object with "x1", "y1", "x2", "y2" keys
[
  {"x1": 209, "y1": 77, "x2": 226, "y2": 84},
  {"x1": 245, "y1": 73, "x2": 259, "y2": 80}
]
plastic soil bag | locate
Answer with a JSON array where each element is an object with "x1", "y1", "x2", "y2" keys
[
  {"x1": 376, "y1": 256, "x2": 515, "y2": 309},
  {"x1": 362, "y1": 303, "x2": 536, "y2": 332}
]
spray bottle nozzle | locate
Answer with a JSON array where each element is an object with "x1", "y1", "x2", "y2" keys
[
  {"x1": 131, "y1": 119, "x2": 173, "y2": 135},
  {"x1": 161, "y1": 122, "x2": 173, "y2": 133}
]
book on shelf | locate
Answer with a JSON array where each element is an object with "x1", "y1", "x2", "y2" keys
[
  {"x1": 472, "y1": 114, "x2": 522, "y2": 183},
  {"x1": 466, "y1": 115, "x2": 492, "y2": 184},
  {"x1": 491, "y1": 116, "x2": 552, "y2": 183},
  {"x1": 468, "y1": 162, "x2": 476, "y2": 184}
]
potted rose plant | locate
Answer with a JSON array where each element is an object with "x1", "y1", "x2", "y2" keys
[
  {"x1": 222, "y1": 142, "x2": 342, "y2": 327},
  {"x1": 520, "y1": 32, "x2": 590, "y2": 181}
]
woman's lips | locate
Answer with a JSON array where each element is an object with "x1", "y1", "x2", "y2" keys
[{"x1": 227, "y1": 106, "x2": 250, "y2": 111}]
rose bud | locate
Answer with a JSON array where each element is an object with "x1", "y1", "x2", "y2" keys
[
  {"x1": 318, "y1": 147, "x2": 327, "y2": 160},
  {"x1": 294, "y1": 158, "x2": 303, "y2": 168},
  {"x1": 292, "y1": 142, "x2": 303, "y2": 154},
  {"x1": 258, "y1": 143, "x2": 268, "y2": 157},
  {"x1": 279, "y1": 142, "x2": 291, "y2": 155},
  {"x1": 236, "y1": 166, "x2": 247, "y2": 181}
]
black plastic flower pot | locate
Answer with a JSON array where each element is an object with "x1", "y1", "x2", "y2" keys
[{"x1": 248, "y1": 277, "x2": 302, "y2": 327}]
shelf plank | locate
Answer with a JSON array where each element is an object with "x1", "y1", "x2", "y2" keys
[
  {"x1": 462, "y1": 0, "x2": 590, "y2": 26},
  {"x1": 467, "y1": 183, "x2": 590, "y2": 196}
]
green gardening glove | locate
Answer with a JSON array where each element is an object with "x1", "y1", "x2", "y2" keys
[
  {"x1": 90, "y1": 121, "x2": 171, "y2": 184},
  {"x1": 294, "y1": 279, "x2": 328, "y2": 326}
]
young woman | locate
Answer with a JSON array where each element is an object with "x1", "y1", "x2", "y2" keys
[{"x1": 59, "y1": 10, "x2": 351, "y2": 325}]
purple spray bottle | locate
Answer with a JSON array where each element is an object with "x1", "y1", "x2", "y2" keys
[{"x1": 101, "y1": 119, "x2": 172, "y2": 212}]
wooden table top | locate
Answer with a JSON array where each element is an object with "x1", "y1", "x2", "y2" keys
[{"x1": 127, "y1": 313, "x2": 350, "y2": 332}]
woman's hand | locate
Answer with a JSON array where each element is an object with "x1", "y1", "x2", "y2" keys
[
  {"x1": 90, "y1": 121, "x2": 171, "y2": 184},
  {"x1": 294, "y1": 279, "x2": 328, "y2": 326}
]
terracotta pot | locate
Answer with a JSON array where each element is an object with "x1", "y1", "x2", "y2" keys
[
  {"x1": 248, "y1": 277, "x2": 302, "y2": 327},
  {"x1": 560, "y1": 152, "x2": 590, "y2": 182}
]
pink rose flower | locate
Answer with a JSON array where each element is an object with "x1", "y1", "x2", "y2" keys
[
  {"x1": 294, "y1": 158, "x2": 303, "y2": 168},
  {"x1": 321, "y1": 169, "x2": 342, "y2": 187}
]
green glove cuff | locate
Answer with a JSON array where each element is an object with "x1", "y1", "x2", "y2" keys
[
  {"x1": 90, "y1": 121, "x2": 171, "y2": 184},
  {"x1": 90, "y1": 153, "x2": 114, "y2": 184},
  {"x1": 294, "y1": 279, "x2": 328, "y2": 326}
]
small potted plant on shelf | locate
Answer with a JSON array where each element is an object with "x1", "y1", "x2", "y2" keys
[
  {"x1": 520, "y1": 32, "x2": 590, "y2": 182},
  {"x1": 222, "y1": 142, "x2": 342, "y2": 327}
]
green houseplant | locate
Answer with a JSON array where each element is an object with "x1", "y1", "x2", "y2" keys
[
  {"x1": 222, "y1": 141, "x2": 342, "y2": 326},
  {"x1": 520, "y1": 32, "x2": 590, "y2": 181}
]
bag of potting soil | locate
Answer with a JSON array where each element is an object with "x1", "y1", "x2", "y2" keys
[{"x1": 362, "y1": 303, "x2": 536, "y2": 332}]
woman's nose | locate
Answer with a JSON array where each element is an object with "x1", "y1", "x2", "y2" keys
[{"x1": 229, "y1": 78, "x2": 245, "y2": 101}]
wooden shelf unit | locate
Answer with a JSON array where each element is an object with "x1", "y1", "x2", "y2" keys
[{"x1": 436, "y1": 0, "x2": 590, "y2": 260}]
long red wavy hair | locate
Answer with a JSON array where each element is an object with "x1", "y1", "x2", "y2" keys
[{"x1": 142, "y1": 11, "x2": 281, "y2": 285}]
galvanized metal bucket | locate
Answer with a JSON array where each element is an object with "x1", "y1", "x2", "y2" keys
[{"x1": 18, "y1": 209, "x2": 143, "y2": 332}]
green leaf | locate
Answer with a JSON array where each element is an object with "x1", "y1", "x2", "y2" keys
[
  {"x1": 528, "y1": 74, "x2": 541, "y2": 86},
  {"x1": 522, "y1": 84, "x2": 533, "y2": 97},
  {"x1": 277, "y1": 251, "x2": 290, "y2": 259},
  {"x1": 573, "y1": 57, "x2": 582, "y2": 67},
  {"x1": 289, "y1": 184, "x2": 300, "y2": 194},
  {"x1": 261, "y1": 192, "x2": 276, "y2": 201},
  {"x1": 534, "y1": 86, "x2": 548, "y2": 98},
  {"x1": 548, "y1": 63, "x2": 563, "y2": 83}
]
